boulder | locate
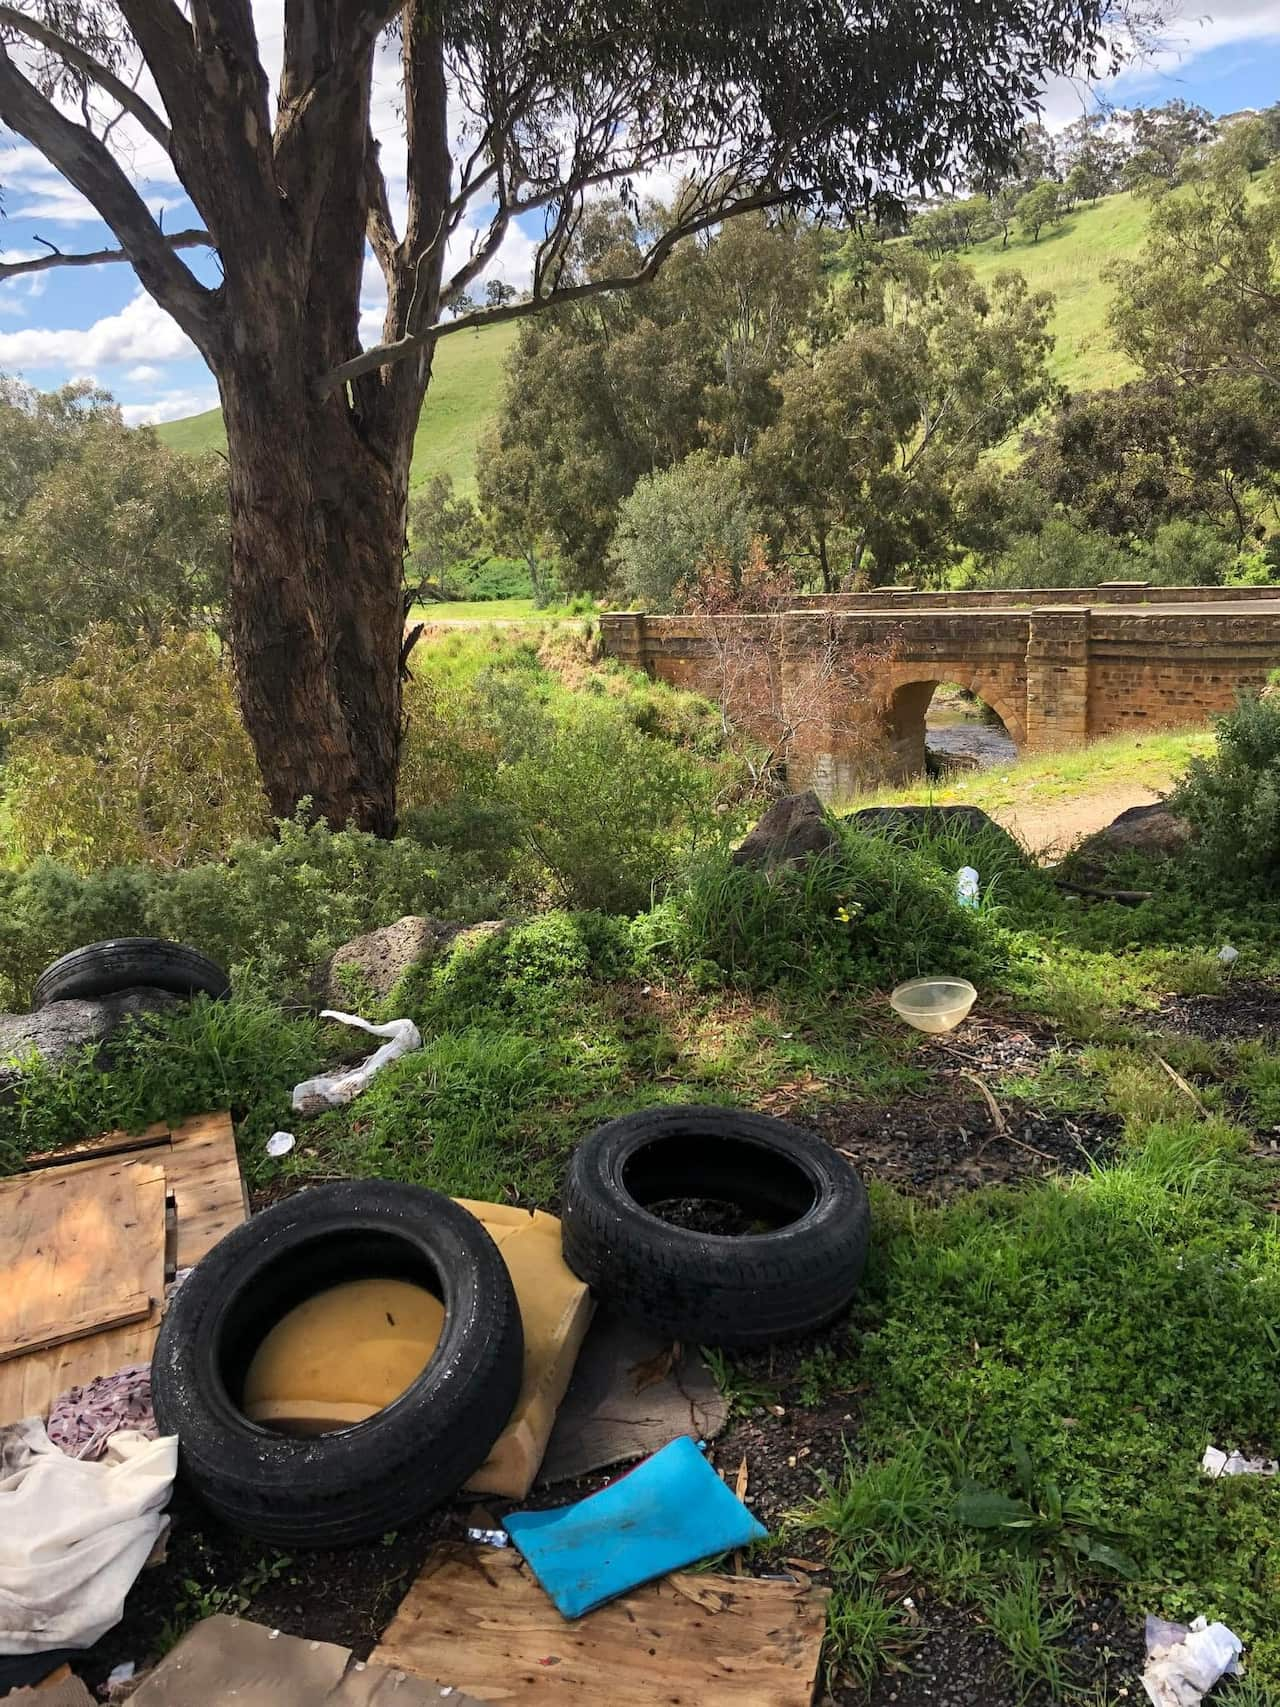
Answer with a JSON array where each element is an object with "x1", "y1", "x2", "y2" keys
[
  {"x1": 731, "y1": 791, "x2": 841, "y2": 872},
  {"x1": 1073, "y1": 802, "x2": 1193, "y2": 867},
  {"x1": 847, "y1": 803, "x2": 1022, "y2": 858},
  {"x1": 320, "y1": 915, "x2": 463, "y2": 1006},
  {"x1": 0, "y1": 987, "x2": 177, "y2": 1094},
  {"x1": 320, "y1": 916, "x2": 514, "y2": 1007}
]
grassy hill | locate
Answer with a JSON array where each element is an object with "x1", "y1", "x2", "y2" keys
[
  {"x1": 157, "y1": 320, "x2": 517, "y2": 497},
  {"x1": 962, "y1": 190, "x2": 1146, "y2": 393},
  {"x1": 158, "y1": 193, "x2": 1149, "y2": 485}
]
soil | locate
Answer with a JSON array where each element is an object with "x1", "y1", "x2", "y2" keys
[
  {"x1": 1153, "y1": 979, "x2": 1280, "y2": 1043},
  {"x1": 861, "y1": 1594, "x2": 1147, "y2": 1707},
  {"x1": 992, "y1": 783, "x2": 1162, "y2": 859},
  {"x1": 811, "y1": 1097, "x2": 1117, "y2": 1201}
]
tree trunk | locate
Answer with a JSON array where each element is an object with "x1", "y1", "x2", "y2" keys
[{"x1": 220, "y1": 372, "x2": 410, "y2": 835}]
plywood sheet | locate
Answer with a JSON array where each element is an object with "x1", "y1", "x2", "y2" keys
[
  {"x1": 0, "y1": 1111, "x2": 245, "y2": 1425},
  {"x1": 372, "y1": 1548, "x2": 829, "y2": 1707},
  {"x1": 0, "y1": 1160, "x2": 166, "y2": 1360}
]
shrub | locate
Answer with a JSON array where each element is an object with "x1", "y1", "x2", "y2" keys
[
  {"x1": 0, "y1": 817, "x2": 508, "y2": 1008},
  {"x1": 610, "y1": 451, "x2": 761, "y2": 610},
  {"x1": 2, "y1": 626, "x2": 266, "y2": 871},
  {"x1": 495, "y1": 701, "x2": 730, "y2": 912},
  {"x1": 1169, "y1": 692, "x2": 1280, "y2": 883},
  {"x1": 652, "y1": 823, "x2": 995, "y2": 992}
]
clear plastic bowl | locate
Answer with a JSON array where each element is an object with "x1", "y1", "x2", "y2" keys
[{"x1": 889, "y1": 975, "x2": 978, "y2": 1034}]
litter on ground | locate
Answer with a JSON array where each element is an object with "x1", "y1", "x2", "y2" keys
[
  {"x1": 0, "y1": 1418, "x2": 176, "y2": 1653},
  {"x1": 1201, "y1": 1443, "x2": 1277, "y2": 1477},
  {"x1": 1141, "y1": 1614, "x2": 1244, "y2": 1707},
  {"x1": 291, "y1": 1012, "x2": 422, "y2": 1113},
  {"x1": 504, "y1": 1434, "x2": 767, "y2": 1618}
]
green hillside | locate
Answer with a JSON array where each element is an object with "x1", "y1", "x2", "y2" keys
[
  {"x1": 157, "y1": 319, "x2": 517, "y2": 497},
  {"x1": 158, "y1": 194, "x2": 1150, "y2": 485},
  {"x1": 962, "y1": 190, "x2": 1147, "y2": 393}
]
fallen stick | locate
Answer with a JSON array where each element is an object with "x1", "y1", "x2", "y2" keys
[
  {"x1": 959, "y1": 1069, "x2": 1007, "y2": 1134},
  {"x1": 1054, "y1": 879, "x2": 1154, "y2": 904},
  {"x1": 1155, "y1": 1053, "x2": 1210, "y2": 1117}
]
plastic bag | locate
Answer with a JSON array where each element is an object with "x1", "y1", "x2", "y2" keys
[{"x1": 292, "y1": 1011, "x2": 422, "y2": 1114}]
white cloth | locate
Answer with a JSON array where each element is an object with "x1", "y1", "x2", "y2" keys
[
  {"x1": 0, "y1": 1419, "x2": 176, "y2": 1653},
  {"x1": 292, "y1": 1011, "x2": 422, "y2": 1113}
]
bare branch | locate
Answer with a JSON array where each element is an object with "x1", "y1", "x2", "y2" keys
[
  {"x1": 0, "y1": 2, "x2": 171, "y2": 147},
  {"x1": 321, "y1": 186, "x2": 790, "y2": 393},
  {"x1": 0, "y1": 42, "x2": 215, "y2": 345},
  {"x1": 0, "y1": 227, "x2": 211, "y2": 282}
]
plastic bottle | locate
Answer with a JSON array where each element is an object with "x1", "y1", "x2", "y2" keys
[{"x1": 956, "y1": 866, "x2": 980, "y2": 909}]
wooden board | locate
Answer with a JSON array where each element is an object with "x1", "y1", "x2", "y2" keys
[
  {"x1": 0, "y1": 1110, "x2": 245, "y2": 1425},
  {"x1": 372, "y1": 1548, "x2": 830, "y2": 1707},
  {"x1": 0, "y1": 1160, "x2": 166, "y2": 1360},
  {"x1": 128, "y1": 1615, "x2": 489, "y2": 1707}
]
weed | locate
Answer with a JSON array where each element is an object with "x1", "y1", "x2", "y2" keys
[{"x1": 974, "y1": 1562, "x2": 1075, "y2": 1699}]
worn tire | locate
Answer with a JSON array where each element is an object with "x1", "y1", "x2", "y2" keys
[
  {"x1": 33, "y1": 939, "x2": 230, "y2": 1008},
  {"x1": 153, "y1": 1181, "x2": 523, "y2": 1547},
  {"x1": 561, "y1": 1106, "x2": 870, "y2": 1347}
]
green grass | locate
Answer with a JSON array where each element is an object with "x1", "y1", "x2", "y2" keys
[
  {"x1": 157, "y1": 321, "x2": 517, "y2": 498},
  {"x1": 963, "y1": 191, "x2": 1149, "y2": 394},
  {"x1": 842, "y1": 726, "x2": 1214, "y2": 817},
  {"x1": 410, "y1": 597, "x2": 540, "y2": 623}
]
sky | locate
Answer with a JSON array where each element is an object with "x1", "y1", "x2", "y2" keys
[{"x1": 0, "y1": 4, "x2": 1276, "y2": 428}]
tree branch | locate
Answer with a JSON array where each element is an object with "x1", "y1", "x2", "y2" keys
[
  {"x1": 0, "y1": 42, "x2": 215, "y2": 346},
  {"x1": 0, "y1": 2, "x2": 171, "y2": 147},
  {"x1": 321, "y1": 186, "x2": 789, "y2": 393},
  {"x1": 0, "y1": 227, "x2": 211, "y2": 281}
]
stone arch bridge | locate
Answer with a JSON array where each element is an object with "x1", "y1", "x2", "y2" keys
[{"x1": 599, "y1": 585, "x2": 1280, "y2": 798}]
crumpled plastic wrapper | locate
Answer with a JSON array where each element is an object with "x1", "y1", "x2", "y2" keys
[
  {"x1": 1141, "y1": 1614, "x2": 1243, "y2": 1707},
  {"x1": 292, "y1": 1010, "x2": 422, "y2": 1114},
  {"x1": 1202, "y1": 1444, "x2": 1277, "y2": 1478}
]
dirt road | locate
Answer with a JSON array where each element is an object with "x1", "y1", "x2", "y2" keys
[{"x1": 990, "y1": 781, "x2": 1162, "y2": 858}]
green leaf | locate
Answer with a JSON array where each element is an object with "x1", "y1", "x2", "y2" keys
[
  {"x1": 1080, "y1": 1539, "x2": 1141, "y2": 1580},
  {"x1": 1010, "y1": 1435, "x2": 1035, "y2": 1501},
  {"x1": 954, "y1": 1490, "x2": 1037, "y2": 1529}
]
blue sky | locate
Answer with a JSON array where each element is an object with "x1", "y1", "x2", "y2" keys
[{"x1": 0, "y1": 5, "x2": 1276, "y2": 427}]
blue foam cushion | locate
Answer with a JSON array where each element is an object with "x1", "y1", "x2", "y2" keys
[{"x1": 504, "y1": 1436, "x2": 767, "y2": 1619}]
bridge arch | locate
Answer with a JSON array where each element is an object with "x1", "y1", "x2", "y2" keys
[{"x1": 878, "y1": 666, "x2": 1027, "y2": 780}]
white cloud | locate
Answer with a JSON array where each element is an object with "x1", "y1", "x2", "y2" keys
[
  {"x1": 125, "y1": 363, "x2": 164, "y2": 384},
  {"x1": 121, "y1": 386, "x2": 218, "y2": 426},
  {"x1": 0, "y1": 290, "x2": 196, "y2": 371}
]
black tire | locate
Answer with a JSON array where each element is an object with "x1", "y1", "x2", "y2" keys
[
  {"x1": 561, "y1": 1106, "x2": 870, "y2": 1348},
  {"x1": 33, "y1": 938, "x2": 231, "y2": 1008},
  {"x1": 152, "y1": 1181, "x2": 524, "y2": 1547}
]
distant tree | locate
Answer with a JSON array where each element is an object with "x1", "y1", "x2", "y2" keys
[
  {"x1": 1212, "y1": 116, "x2": 1276, "y2": 178},
  {"x1": 1139, "y1": 519, "x2": 1237, "y2": 586},
  {"x1": 484, "y1": 209, "x2": 824, "y2": 589},
  {"x1": 405, "y1": 472, "x2": 488, "y2": 593},
  {"x1": 1021, "y1": 378, "x2": 1280, "y2": 550},
  {"x1": 1121, "y1": 99, "x2": 1216, "y2": 190},
  {"x1": 484, "y1": 279, "x2": 518, "y2": 308},
  {"x1": 611, "y1": 451, "x2": 762, "y2": 609},
  {"x1": 474, "y1": 430, "x2": 556, "y2": 607},
  {"x1": 1061, "y1": 163, "x2": 1090, "y2": 210},
  {"x1": 1109, "y1": 148, "x2": 1280, "y2": 395},
  {"x1": 452, "y1": 293, "x2": 479, "y2": 318},
  {"x1": 1016, "y1": 180, "x2": 1062, "y2": 241},
  {"x1": 0, "y1": 376, "x2": 118, "y2": 522},
  {"x1": 992, "y1": 186, "x2": 1020, "y2": 248},
  {"x1": 1015, "y1": 121, "x2": 1059, "y2": 189},
  {"x1": 0, "y1": 413, "x2": 229, "y2": 681},
  {"x1": 983, "y1": 518, "x2": 1135, "y2": 588},
  {"x1": 1058, "y1": 112, "x2": 1124, "y2": 202},
  {"x1": 752, "y1": 262, "x2": 1057, "y2": 587}
]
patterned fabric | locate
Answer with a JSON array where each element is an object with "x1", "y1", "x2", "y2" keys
[{"x1": 45, "y1": 1365, "x2": 155, "y2": 1462}]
